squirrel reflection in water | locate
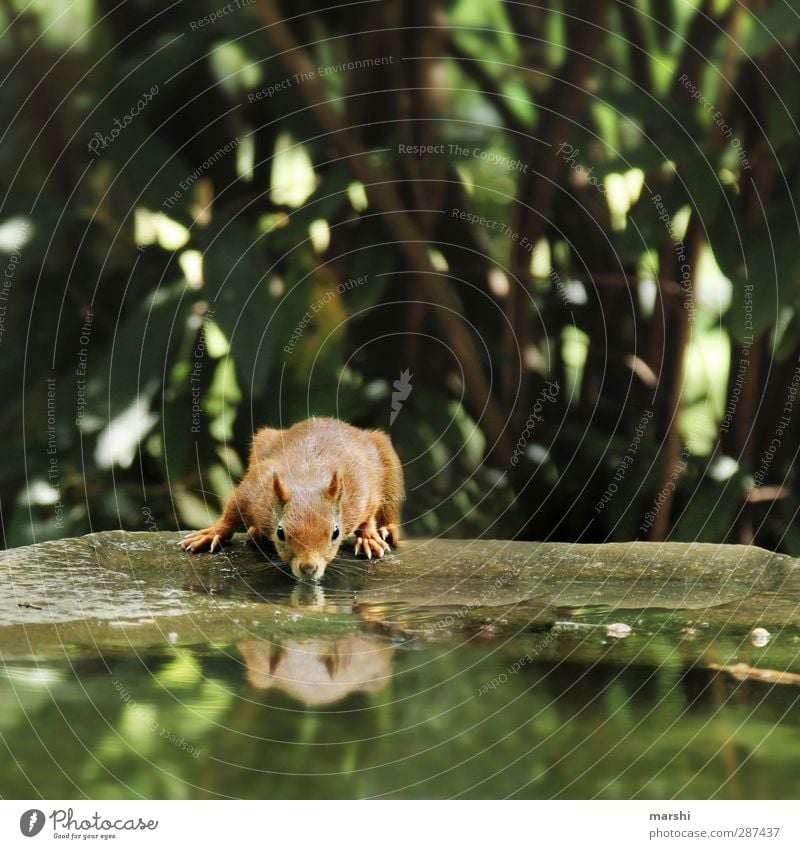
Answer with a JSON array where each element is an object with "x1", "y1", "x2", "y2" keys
[
  {"x1": 237, "y1": 582, "x2": 395, "y2": 707},
  {"x1": 237, "y1": 634, "x2": 395, "y2": 707}
]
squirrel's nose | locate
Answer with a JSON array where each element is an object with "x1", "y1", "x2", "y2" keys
[{"x1": 300, "y1": 563, "x2": 318, "y2": 577}]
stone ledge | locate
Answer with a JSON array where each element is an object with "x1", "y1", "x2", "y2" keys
[{"x1": 0, "y1": 531, "x2": 797, "y2": 665}]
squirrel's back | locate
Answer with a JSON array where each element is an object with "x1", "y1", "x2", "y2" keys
[{"x1": 252, "y1": 417, "x2": 383, "y2": 488}]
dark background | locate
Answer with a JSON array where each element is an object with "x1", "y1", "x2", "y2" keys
[{"x1": 2, "y1": 0, "x2": 800, "y2": 551}]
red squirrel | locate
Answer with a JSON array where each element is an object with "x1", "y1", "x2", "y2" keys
[
  {"x1": 180, "y1": 417, "x2": 404, "y2": 581},
  {"x1": 237, "y1": 635, "x2": 395, "y2": 706}
]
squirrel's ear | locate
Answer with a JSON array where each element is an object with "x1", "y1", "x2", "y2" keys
[
  {"x1": 273, "y1": 471, "x2": 291, "y2": 505},
  {"x1": 326, "y1": 469, "x2": 343, "y2": 503}
]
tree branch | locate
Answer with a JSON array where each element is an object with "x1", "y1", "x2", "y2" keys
[
  {"x1": 505, "y1": 0, "x2": 613, "y2": 409},
  {"x1": 253, "y1": 0, "x2": 513, "y2": 461}
]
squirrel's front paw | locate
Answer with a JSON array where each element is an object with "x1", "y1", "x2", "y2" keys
[
  {"x1": 354, "y1": 528, "x2": 390, "y2": 559},
  {"x1": 179, "y1": 528, "x2": 227, "y2": 553},
  {"x1": 377, "y1": 524, "x2": 399, "y2": 546}
]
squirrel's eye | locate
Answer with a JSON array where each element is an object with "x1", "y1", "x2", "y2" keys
[
  {"x1": 276, "y1": 525, "x2": 285, "y2": 542},
  {"x1": 332, "y1": 524, "x2": 340, "y2": 541}
]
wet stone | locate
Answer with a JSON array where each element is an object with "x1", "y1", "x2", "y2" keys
[{"x1": 1, "y1": 531, "x2": 798, "y2": 671}]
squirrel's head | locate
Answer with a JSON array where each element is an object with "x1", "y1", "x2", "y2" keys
[{"x1": 271, "y1": 470, "x2": 344, "y2": 581}]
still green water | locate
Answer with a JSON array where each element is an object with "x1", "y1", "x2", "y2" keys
[
  {"x1": 3, "y1": 533, "x2": 800, "y2": 799},
  {"x1": 2, "y1": 632, "x2": 799, "y2": 799}
]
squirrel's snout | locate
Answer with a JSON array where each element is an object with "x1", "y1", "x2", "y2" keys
[{"x1": 291, "y1": 553, "x2": 326, "y2": 582}]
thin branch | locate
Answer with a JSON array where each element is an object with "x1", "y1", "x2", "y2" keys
[
  {"x1": 446, "y1": 36, "x2": 532, "y2": 139},
  {"x1": 646, "y1": 214, "x2": 702, "y2": 541},
  {"x1": 617, "y1": 1, "x2": 653, "y2": 92}
]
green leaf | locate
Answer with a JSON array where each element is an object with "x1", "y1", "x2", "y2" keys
[
  {"x1": 706, "y1": 196, "x2": 800, "y2": 341},
  {"x1": 85, "y1": 280, "x2": 194, "y2": 426},
  {"x1": 199, "y1": 220, "x2": 275, "y2": 394},
  {"x1": 744, "y1": 1, "x2": 800, "y2": 56}
]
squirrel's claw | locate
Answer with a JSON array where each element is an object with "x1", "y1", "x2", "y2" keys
[
  {"x1": 179, "y1": 528, "x2": 226, "y2": 554},
  {"x1": 378, "y1": 524, "x2": 399, "y2": 546},
  {"x1": 354, "y1": 528, "x2": 389, "y2": 559}
]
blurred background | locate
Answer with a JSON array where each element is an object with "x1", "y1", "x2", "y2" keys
[{"x1": 1, "y1": 0, "x2": 799, "y2": 551}]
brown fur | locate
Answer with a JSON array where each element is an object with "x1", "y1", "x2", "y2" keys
[
  {"x1": 180, "y1": 418, "x2": 404, "y2": 580},
  {"x1": 237, "y1": 635, "x2": 395, "y2": 706}
]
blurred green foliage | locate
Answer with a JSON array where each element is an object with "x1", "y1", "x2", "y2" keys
[{"x1": 2, "y1": 0, "x2": 800, "y2": 550}]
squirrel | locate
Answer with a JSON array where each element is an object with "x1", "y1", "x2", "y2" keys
[
  {"x1": 237, "y1": 635, "x2": 395, "y2": 706},
  {"x1": 179, "y1": 417, "x2": 404, "y2": 581}
]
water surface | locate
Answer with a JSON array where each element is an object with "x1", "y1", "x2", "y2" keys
[{"x1": 2, "y1": 533, "x2": 799, "y2": 799}]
